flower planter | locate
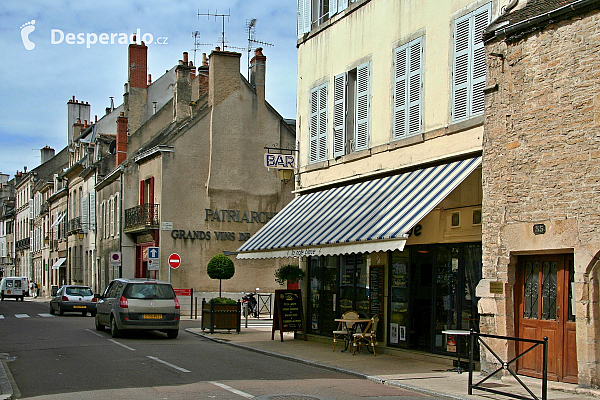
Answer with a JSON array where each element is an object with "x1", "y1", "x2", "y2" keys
[{"x1": 201, "y1": 299, "x2": 241, "y2": 333}]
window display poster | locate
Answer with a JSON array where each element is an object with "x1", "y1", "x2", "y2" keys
[
  {"x1": 369, "y1": 265, "x2": 384, "y2": 316},
  {"x1": 390, "y1": 323, "x2": 399, "y2": 343}
]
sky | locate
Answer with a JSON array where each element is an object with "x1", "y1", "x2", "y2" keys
[{"x1": 0, "y1": 0, "x2": 298, "y2": 179}]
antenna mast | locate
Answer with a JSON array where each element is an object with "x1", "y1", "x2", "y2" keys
[
  {"x1": 198, "y1": 9, "x2": 243, "y2": 51},
  {"x1": 245, "y1": 19, "x2": 274, "y2": 79},
  {"x1": 191, "y1": 31, "x2": 211, "y2": 66}
]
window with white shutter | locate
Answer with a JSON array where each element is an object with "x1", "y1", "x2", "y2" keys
[
  {"x1": 354, "y1": 62, "x2": 370, "y2": 151},
  {"x1": 452, "y1": 3, "x2": 490, "y2": 122},
  {"x1": 394, "y1": 37, "x2": 423, "y2": 140},
  {"x1": 81, "y1": 194, "x2": 88, "y2": 234},
  {"x1": 115, "y1": 193, "x2": 120, "y2": 237},
  {"x1": 309, "y1": 83, "x2": 328, "y2": 163},
  {"x1": 333, "y1": 73, "x2": 346, "y2": 158},
  {"x1": 89, "y1": 191, "x2": 96, "y2": 232},
  {"x1": 298, "y1": 0, "x2": 312, "y2": 34},
  {"x1": 110, "y1": 197, "x2": 115, "y2": 237}
]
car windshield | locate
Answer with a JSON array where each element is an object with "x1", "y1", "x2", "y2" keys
[
  {"x1": 123, "y1": 283, "x2": 175, "y2": 300},
  {"x1": 66, "y1": 287, "x2": 93, "y2": 296}
]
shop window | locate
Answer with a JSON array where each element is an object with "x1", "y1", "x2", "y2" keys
[
  {"x1": 472, "y1": 209, "x2": 482, "y2": 225},
  {"x1": 451, "y1": 211, "x2": 460, "y2": 227}
]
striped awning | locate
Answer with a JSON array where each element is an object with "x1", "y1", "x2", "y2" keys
[{"x1": 237, "y1": 157, "x2": 481, "y2": 259}]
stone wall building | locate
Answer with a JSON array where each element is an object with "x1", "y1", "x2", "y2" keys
[{"x1": 480, "y1": 0, "x2": 600, "y2": 386}]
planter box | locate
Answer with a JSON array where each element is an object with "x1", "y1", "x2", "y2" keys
[{"x1": 201, "y1": 299, "x2": 241, "y2": 333}]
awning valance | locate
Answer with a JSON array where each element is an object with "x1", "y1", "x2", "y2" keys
[
  {"x1": 236, "y1": 157, "x2": 481, "y2": 259},
  {"x1": 51, "y1": 258, "x2": 66, "y2": 270}
]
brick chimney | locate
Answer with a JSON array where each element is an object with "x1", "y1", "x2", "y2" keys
[
  {"x1": 67, "y1": 96, "x2": 91, "y2": 144},
  {"x1": 40, "y1": 146, "x2": 55, "y2": 164},
  {"x1": 197, "y1": 53, "x2": 209, "y2": 98},
  {"x1": 250, "y1": 47, "x2": 266, "y2": 103},
  {"x1": 125, "y1": 38, "x2": 148, "y2": 134},
  {"x1": 116, "y1": 112, "x2": 128, "y2": 166},
  {"x1": 173, "y1": 52, "x2": 194, "y2": 122},
  {"x1": 208, "y1": 48, "x2": 241, "y2": 107}
]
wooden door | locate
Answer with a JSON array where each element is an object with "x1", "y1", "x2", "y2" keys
[{"x1": 515, "y1": 255, "x2": 577, "y2": 383}]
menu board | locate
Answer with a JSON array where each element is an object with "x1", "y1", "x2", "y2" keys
[
  {"x1": 272, "y1": 289, "x2": 305, "y2": 342},
  {"x1": 369, "y1": 265, "x2": 384, "y2": 316}
]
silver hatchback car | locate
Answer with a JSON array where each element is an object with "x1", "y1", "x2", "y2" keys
[{"x1": 95, "y1": 278, "x2": 180, "y2": 339}]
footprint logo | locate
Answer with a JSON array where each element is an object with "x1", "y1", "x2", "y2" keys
[{"x1": 20, "y1": 20, "x2": 36, "y2": 50}]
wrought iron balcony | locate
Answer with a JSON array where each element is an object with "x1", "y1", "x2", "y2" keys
[
  {"x1": 124, "y1": 203, "x2": 160, "y2": 232},
  {"x1": 15, "y1": 237, "x2": 30, "y2": 250},
  {"x1": 68, "y1": 217, "x2": 82, "y2": 235}
]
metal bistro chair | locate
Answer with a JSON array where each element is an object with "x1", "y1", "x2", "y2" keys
[
  {"x1": 352, "y1": 314, "x2": 379, "y2": 356},
  {"x1": 332, "y1": 310, "x2": 359, "y2": 351}
]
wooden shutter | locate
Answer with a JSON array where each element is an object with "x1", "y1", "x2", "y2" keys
[
  {"x1": 309, "y1": 86, "x2": 319, "y2": 163},
  {"x1": 393, "y1": 44, "x2": 408, "y2": 139},
  {"x1": 355, "y1": 62, "x2": 370, "y2": 151},
  {"x1": 333, "y1": 73, "x2": 346, "y2": 158},
  {"x1": 452, "y1": 13, "x2": 471, "y2": 122},
  {"x1": 81, "y1": 194, "x2": 88, "y2": 234},
  {"x1": 89, "y1": 191, "x2": 96, "y2": 232},
  {"x1": 408, "y1": 38, "x2": 423, "y2": 136},
  {"x1": 297, "y1": 0, "x2": 311, "y2": 35},
  {"x1": 139, "y1": 180, "x2": 145, "y2": 205},
  {"x1": 317, "y1": 83, "x2": 328, "y2": 161},
  {"x1": 471, "y1": 3, "x2": 491, "y2": 116},
  {"x1": 149, "y1": 177, "x2": 155, "y2": 205}
]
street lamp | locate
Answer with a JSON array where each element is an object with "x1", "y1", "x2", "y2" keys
[{"x1": 278, "y1": 169, "x2": 293, "y2": 183}]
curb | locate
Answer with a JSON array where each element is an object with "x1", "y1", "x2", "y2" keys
[
  {"x1": 0, "y1": 358, "x2": 14, "y2": 400},
  {"x1": 185, "y1": 328, "x2": 465, "y2": 400}
]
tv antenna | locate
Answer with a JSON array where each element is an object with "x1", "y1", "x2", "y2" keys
[
  {"x1": 191, "y1": 31, "x2": 211, "y2": 66},
  {"x1": 245, "y1": 18, "x2": 274, "y2": 79},
  {"x1": 198, "y1": 9, "x2": 244, "y2": 52}
]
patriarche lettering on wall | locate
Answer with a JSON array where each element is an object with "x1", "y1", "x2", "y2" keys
[{"x1": 205, "y1": 208, "x2": 275, "y2": 224}]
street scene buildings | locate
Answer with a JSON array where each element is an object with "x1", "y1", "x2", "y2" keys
[{"x1": 1, "y1": 0, "x2": 599, "y2": 391}]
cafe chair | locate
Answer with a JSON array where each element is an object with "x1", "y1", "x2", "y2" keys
[
  {"x1": 352, "y1": 314, "x2": 379, "y2": 356},
  {"x1": 332, "y1": 310, "x2": 359, "y2": 351}
]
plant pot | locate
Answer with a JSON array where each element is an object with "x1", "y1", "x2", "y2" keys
[
  {"x1": 286, "y1": 281, "x2": 299, "y2": 289},
  {"x1": 201, "y1": 299, "x2": 241, "y2": 333}
]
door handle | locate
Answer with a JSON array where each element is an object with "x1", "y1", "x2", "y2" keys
[{"x1": 557, "y1": 305, "x2": 560, "y2": 321}]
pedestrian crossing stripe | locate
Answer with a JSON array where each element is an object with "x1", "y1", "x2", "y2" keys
[
  {"x1": 0, "y1": 314, "x2": 55, "y2": 319},
  {"x1": 15, "y1": 314, "x2": 29, "y2": 318},
  {"x1": 39, "y1": 313, "x2": 55, "y2": 317},
  {"x1": 0, "y1": 315, "x2": 4, "y2": 319}
]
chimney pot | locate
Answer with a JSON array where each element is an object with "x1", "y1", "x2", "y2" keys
[
  {"x1": 120, "y1": 112, "x2": 125, "y2": 117},
  {"x1": 183, "y1": 52, "x2": 189, "y2": 63},
  {"x1": 202, "y1": 53, "x2": 208, "y2": 66},
  {"x1": 215, "y1": 46, "x2": 221, "y2": 51},
  {"x1": 148, "y1": 74, "x2": 152, "y2": 85}
]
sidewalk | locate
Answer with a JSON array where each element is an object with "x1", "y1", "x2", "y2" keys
[{"x1": 186, "y1": 319, "x2": 600, "y2": 400}]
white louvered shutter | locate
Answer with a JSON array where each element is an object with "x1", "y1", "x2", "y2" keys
[
  {"x1": 81, "y1": 194, "x2": 88, "y2": 234},
  {"x1": 330, "y1": 0, "x2": 338, "y2": 16},
  {"x1": 298, "y1": 0, "x2": 311, "y2": 34},
  {"x1": 333, "y1": 73, "x2": 346, "y2": 157},
  {"x1": 115, "y1": 193, "x2": 120, "y2": 236},
  {"x1": 110, "y1": 198, "x2": 115, "y2": 237},
  {"x1": 340, "y1": 0, "x2": 349, "y2": 11},
  {"x1": 309, "y1": 87, "x2": 319, "y2": 163},
  {"x1": 471, "y1": 3, "x2": 491, "y2": 116},
  {"x1": 452, "y1": 13, "x2": 471, "y2": 122},
  {"x1": 394, "y1": 44, "x2": 408, "y2": 139},
  {"x1": 89, "y1": 191, "x2": 96, "y2": 232},
  {"x1": 408, "y1": 38, "x2": 423, "y2": 136},
  {"x1": 317, "y1": 84, "x2": 328, "y2": 161},
  {"x1": 29, "y1": 199, "x2": 33, "y2": 219},
  {"x1": 355, "y1": 62, "x2": 370, "y2": 151}
]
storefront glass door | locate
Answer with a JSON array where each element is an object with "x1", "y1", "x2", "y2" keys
[{"x1": 308, "y1": 256, "x2": 339, "y2": 335}]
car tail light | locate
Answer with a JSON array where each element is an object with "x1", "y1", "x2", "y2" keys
[
  {"x1": 119, "y1": 296, "x2": 128, "y2": 308},
  {"x1": 174, "y1": 297, "x2": 180, "y2": 309},
  {"x1": 92, "y1": 297, "x2": 98, "y2": 303},
  {"x1": 61, "y1": 296, "x2": 68, "y2": 301}
]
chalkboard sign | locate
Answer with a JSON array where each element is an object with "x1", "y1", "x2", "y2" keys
[
  {"x1": 369, "y1": 265, "x2": 384, "y2": 316},
  {"x1": 272, "y1": 289, "x2": 305, "y2": 342}
]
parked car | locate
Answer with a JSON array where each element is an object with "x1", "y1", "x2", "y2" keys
[
  {"x1": 95, "y1": 278, "x2": 180, "y2": 339},
  {"x1": 49, "y1": 285, "x2": 97, "y2": 316}
]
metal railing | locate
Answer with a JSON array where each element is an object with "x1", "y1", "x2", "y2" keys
[
  {"x1": 124, "y1": 203, "x2": 159, "y2": 231},
  {"x1": 15, "y1": 237, "x2": 30, "y2": 250},
  {"x1": 68, "y1": 217, "x2": 82, "y2": 234},
  {"x1": 469, "y1": 329, "x2": 548, "y2": 400}
]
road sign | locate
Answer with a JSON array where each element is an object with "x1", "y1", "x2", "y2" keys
[
  {"x1": 168, "y1": 253, "x2": 181, "y2": 269},
  {"x1": 148, "y1": 247, "x2": 159, "y2": 259},
  {"x1": 147, "y1": 247, "x2": 160, "y2": 271},
  {"x1": 110, "y1": 252, "x2": 121, "y2": 267}
]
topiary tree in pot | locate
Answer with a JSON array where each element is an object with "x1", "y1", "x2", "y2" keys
[
  {"x1": 275, "y1": 264, "x2": 306, "y2": 289},
  {"x1": 207, "y1": 254, "x2": 235, "y2": 299}
]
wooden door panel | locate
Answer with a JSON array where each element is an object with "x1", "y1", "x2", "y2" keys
[
  {"x1": 541, "y1": 326, "x2": 559, "y2": 380},
  {"x1": 563, "y1": 322, "x2": 578, "y2": 383},
  {"x1": 518, "y1": 324, "x2": 542, "y2": 375}
]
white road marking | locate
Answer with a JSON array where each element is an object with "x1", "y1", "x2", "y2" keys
[
  {"x1": 147, "y1": 356, "x2": 191, "y2": 373},
  {"x1": 108, "y1": 339, "x2": 136, "y2": 351},
  {"x1": 38, "y1": 313, "x2": 55, "y2": 317},
  {"x1": 209, "y1": 381, "x2": 254, "y2": 398},
  {"x1": 0, "y1": 315, "x2": 4, "y2": 319},
  {"x1": 85, "y1": 328, "x2": 104, "y2": 337},
  {"x1": 15, "y1": 314, "x2": 29, "y2": 318}
]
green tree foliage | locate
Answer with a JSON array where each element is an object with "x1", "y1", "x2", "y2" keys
[{"x1": 207, "y1": 254, "x2": 235, "y2": 297}]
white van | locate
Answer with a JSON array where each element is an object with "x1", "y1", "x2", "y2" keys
[{"x1": 0, "y1": 277, "x2": 29, "y2": 301}]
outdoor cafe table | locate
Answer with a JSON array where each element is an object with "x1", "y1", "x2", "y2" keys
[{"x1": 334, "y1": 318, "x2": 372, "y2": 352}]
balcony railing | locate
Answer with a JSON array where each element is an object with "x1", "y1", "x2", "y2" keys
[
  {"x1": 124, "y1": 203, "x2": 160, "y2": 231},
  {"x1": 16, "y1": 237, "x2": 30, "y2": 250},
  {"x1": 68, "y1": 217, "x2": 82, "y2": 235}
]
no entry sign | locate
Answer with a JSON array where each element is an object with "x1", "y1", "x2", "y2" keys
[{"x1": 168, "y1": 253, "x2": 181, "y2": 269}]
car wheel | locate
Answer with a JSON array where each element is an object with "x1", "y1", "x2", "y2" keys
[
  {"x1": 58, "y1": 305, "x2": 64, "y2": 315},
  {"x1": 91, "y1": 310, "x2": 97, "y2": 317},
  {"x1": 81, "y1": 311, "x2": 87, "y2": 316},
  {"x1": 20, "y1": 296, "x2": 24, "y2": 302},
  {"x1": 110, "y1": 316, "x2": 121, "y2": 338},
  {"x1": 95, "y1": 314, "x2": 105, "y2": 331},
  {"x1": 167, "y1": 329, "x2": 179, "y2": 339},
  {"x1": 49, "y1": 304, "x2": 55, "y2": 315}
]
